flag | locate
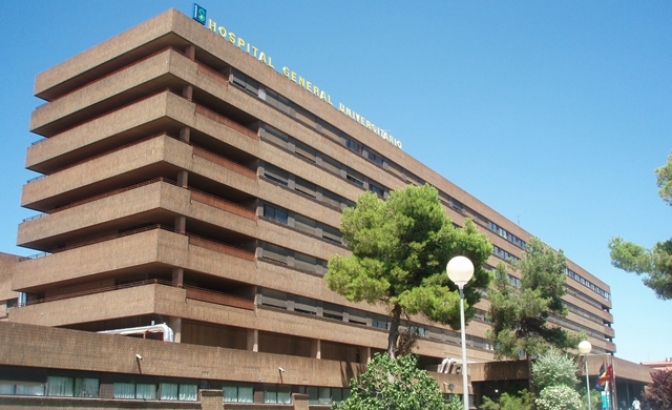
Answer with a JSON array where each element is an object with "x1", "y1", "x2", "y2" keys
[
  {"x1": 596, "y1": 362, "x2": 606, "y2": 391},
  {"x1": 598, "y1": 364, "x2": 614, "y2": 384}
]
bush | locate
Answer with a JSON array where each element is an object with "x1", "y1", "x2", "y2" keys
[
  {"x1": 535, "y1": 385, "x2": 583, "y2": 410},
  {"x1": 531, "y1": 348, "x2": 578, "y2": 391},
  {"x1": 480, "y1": 391, "x2": 532, "y2": 410}
]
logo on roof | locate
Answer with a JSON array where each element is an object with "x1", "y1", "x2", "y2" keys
[{"x1": 193, "y1": 4, "x2": 206, "y2": 25}]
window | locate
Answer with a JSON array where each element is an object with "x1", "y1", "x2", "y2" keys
[
  {"x1": 322, "y1": 224, "x2": 343, "y2": 244},
  {"x1": 223, "y1": 384, "x2": 254, "y2": 403},
  {"x1": 46, "y1": 376, "x2": 99, "y2": 398},
  {"x1": 264, "y1": 204, "x2": 288, "y2": 225},
  {"x1": 262, "y1": 125, "x2": 289, "y2": 148},
  {"x1": 294, "y1": 140, "x2": 316, "y2": 162},
  {"x1": 367, "y1": 150, "x2": 384, "y2": 166},
  {"x1": 47, "y1": 376, "x2": 73, "y2": 397},
  {"x1": 263, "y1": 385, "x2": 291, "y2": 404},
  {"x1": 113, "y1": 383, "x2": 136, "y2": 399},
  {"x1": 263, "y1": 164, "x2": 289, "y2": 186},
  {"x1": 230, "y1": 69, "x2": 259, "y2": 95},
  {"x1": 369, "y1": 183, "x2": 384, "y2": 197},
  {"x1": 294, "y1": 252, "x2": 318, "y2": 272},
  {"x1": 135, "y1": 383, "x2": 156, "y2": 400},
  {"x1": 346, "y1": 174, "x2": 364, "y2": 187},
  {"x1": 321, "y1": 156, "x2": 341, "y2": 175},
  {"x1": 345, "y1": 138, "x2": 361, "y2": 153},
  {"x1": 321, "y1": 189, "x2": 342, "y2": 208},
  {"x1": 160, "y1": 383, "x2": 197, "y2": 401},
  {"x1": 294, "y1": 214, "x2": 316, "y2": 235},
  {"x1": 0, "y1": 382, "x2": 45, "y2": 396},
  {"x1": 295, "y1": 177, "x2": 317, "y2": 198},
  {"x1": 304, "y1": 387, "x2": 350, "y2": 405},
  {"x1": 261, "y1": 242, "x2": 288, "y2": 264}
]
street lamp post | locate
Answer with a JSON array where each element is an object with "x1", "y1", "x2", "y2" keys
[
  {"x1": 447, "y1": 256, "x2": 474, "y2": 410},
  {"x1": 578, "y1": 340, "x2": 592, "y2": 410}
]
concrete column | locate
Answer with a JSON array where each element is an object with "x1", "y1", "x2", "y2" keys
[
  {"x1": 169, "y1": 316, "x2": 182, "y2": 344},
  {"x1": 182, "y1": 84, "x2": 193, "y2": 101},
  {"x1": 199, "y1": 389, "x2": 222, "y2": 410},
  {"x1": 247, "y1": 329, "x2": 258, "y2": 352},
  {"x1": 292, "y1": 393, "x2": 310, "y2": 410},
  {"x1": 361, "y1": 346, "x2": 371, "y2": 364},
  {"x1": 179, "y1": 127, "x2": 191, "y2": 143},
  {"x1": 172, "y1": 268, "x2": 184, "y2": 287},
  {"x1": 311, "y1": 339, "x2": 321, "y2": 359},
  {"x1": 185, "y1": 44, "x2": 196, "y2": 61},
  {"x1": 177, "y1": 170, "x2": 189, "y2": 188},
  {"x1": 175, "y1": 216, "x2": 186, "y2": 234}
]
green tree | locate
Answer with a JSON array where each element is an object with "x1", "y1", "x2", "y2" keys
[
  {"x1": 608, "y1": 152, "x2": 672, "y2": 300},
  {"x1": 333, "y1": 353, "x2": 451, "y2": 410},
  {"x1": 326, "y1": 184, "x2": 493, "y2": 357},
  {"x1": 487, "y1": 237, "x2": 579, "y2": 359},
  {"x1": 642, "y1": 369, "x2": 672, "y2": 410},
  {"x1": 531, "y1": 348, "x2": 578, "y2": 392}
]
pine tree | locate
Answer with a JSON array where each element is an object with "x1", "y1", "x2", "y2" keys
[{"x1": 326, "y1": 184, "x2": 492, "y2": 357}]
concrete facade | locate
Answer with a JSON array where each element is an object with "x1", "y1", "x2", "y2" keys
[{"x1": 0, "y1": 8, "x2": 641, "y2": 408}]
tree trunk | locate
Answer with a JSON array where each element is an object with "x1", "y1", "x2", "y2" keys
[{"x1": 388, "y1": 304, "x2": 402, "y2": 358}]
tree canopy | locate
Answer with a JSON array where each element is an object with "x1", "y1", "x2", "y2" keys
[
  {"x1": 487, "y1": 237, "x2": 579, "y2": 360},
  {"x1": 609, "y1": 152, "x2": 672, "y2": 300},
  {"x1": 325, "y1": 184, "x2": 493, "y2": 357},
  {"x1": 333, "y1": 353, "x2": 460, "y2": 410},
  {"x1": 643, "y1": 369, "x2": 672, "y2": 410}
]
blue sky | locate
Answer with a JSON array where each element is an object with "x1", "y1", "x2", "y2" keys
[{"x1": 1, "y1": 1, "x2": 670, "y2": 365}]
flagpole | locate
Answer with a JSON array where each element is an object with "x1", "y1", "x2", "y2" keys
[{"x1": 610, "y1": 356, "x2": 618, "y2": 410}]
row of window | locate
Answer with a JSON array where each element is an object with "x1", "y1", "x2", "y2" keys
[
  {"x1": 259, "y1": 287, "x2": 389, "y2": 327},
  {"x1": 564, "y1": 300, "x2": 607, "y2": 326},
  {"x1": 0, "y1": 377, "x2": 197, "y2": 402},
  {"x1": 259, "y1": 288, "x2": 495, "y2": 352},
  {"x1": 566, "y1": 268, "x2": 610, "y2": 300},
  {"x1": 235, "y1": 67, "x2": 608, "y2": 306},
  {"x1": 0, "y1": 377, "x2": 99, "y2": 398},
  {"x1": 492, "y1": 245, "x2": 520, "y2": 263},
  {"x1": 223, "y1": 383, "x2": 350, "y2": 405},
  {"x1": 259, "y1": 241, "x2": 328, "y2": 276},
  {"x1": 487, "y1": 221, "x2": 527, "y2": 249},
  {"x1": 232, "y1": 69, "x2": 528, "y2": 257},
  {"x1": 548, "y1": 313, "x2": 607, "y2": 340},
  {"x1": 565, "y1": 285, "x2": 605, "y2": 311},
  {"x1": 493, "y1": 268, "x2": 608, "y2": 326},
  {"x1": 113, "y1": 382, "x2": 197, "y2": 401},
  {"x1": 263, "y1": 203, "x2": 343, "y2": 245},
  {"x1": 261, "y1": 124, "x2": 387, "y2": 198},
  {"x1": 262, "y1": 163, "x2": 355, "y2": 210},
  {"x1": 0, "y1": 376, "x2": 350, "y2": 406}
]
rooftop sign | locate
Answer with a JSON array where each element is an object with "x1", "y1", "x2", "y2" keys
[{"x1": 192, "y1": 4, "x2": 402, "y2": 149}]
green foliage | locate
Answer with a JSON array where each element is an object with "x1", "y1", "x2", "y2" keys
[
  {"x1": 609, "y1": 237, "x2": 672, "y2": 300},
  {"x1": 487, "y1": 238, "x2": 579, "y2": 359},
  {"x1": 445, "y1": 395, "x2": 463, "y2": 410},
  {"x1": 530, "y1": 348, "x2": 578, "y2": 391},
  {"x1": 642, "y1": 370, "x2": 672, "y2": 410},
  {"x1": 326, "y1": 184, "x2": 493, "y2": 356},
  {"x1": 609, "y1": 152, "x2": 672, "y2": 300},
  {"x1": 480, "y1": 391, "x2": 532, "y2": 410},
  {"x1": 333, "y1": 353, "x2": 449, "y2": 410},
  {"x1": 577, "y1": 386, "x2": 602, "y2": 410},
  {"x1": 656, "y1": 151, "x2": 672, "y2": 205},
  {"x1": 535, "y1": 385, "x2": 583, "y2": 410}
]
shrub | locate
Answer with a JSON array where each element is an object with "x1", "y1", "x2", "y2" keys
[{"x1": 535, "y1": 385, "x2": 583, "y2": 410}]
